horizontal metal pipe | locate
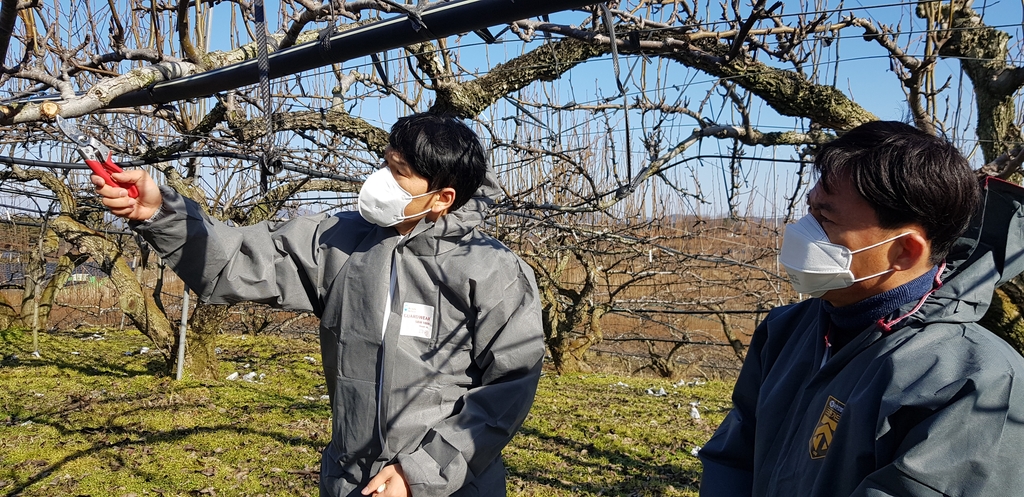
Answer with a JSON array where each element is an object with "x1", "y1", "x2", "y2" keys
[{"x1": 108, "y1": 0, "x2": 598, "y2": 108}]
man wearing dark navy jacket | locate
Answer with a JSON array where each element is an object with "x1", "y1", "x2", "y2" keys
[{"x1": 699, "y1": 121, "x2": 1024, "y2": 496}]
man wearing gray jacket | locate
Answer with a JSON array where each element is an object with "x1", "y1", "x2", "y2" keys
[{"x1": 92, "y1": 113, "x2": 545, "y2": 497}]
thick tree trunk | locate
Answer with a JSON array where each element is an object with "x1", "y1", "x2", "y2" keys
[
  {"x1": 544, "y1": 303, "x2": 605, "y2": 374},
  {"x1": 50, "y1": 215, "x2": 177, "y2": 371},
  {"x1": 34, "y1": 253, "x2": 90, "y2": 332},
  {"x1": 939, "y1": 4, "x2": 1022, "y2": 164},
  {"x1": 979, "y1": 281, "x2": 1024, "y2": 353},
  {"x1": 175, "y1": 302, "x2": 228, "y2": 380},
  {"x1": 0, "y1": 293, "x2": 16, "y2": 329},
  {"x1": 553, "y1": 337, "x2": 603, "y2": 373},
  {"x1": 531, "y1": 255, "x2": 607, "y2": 374},
  {"x1": 937, "y1": 4, "x2": 1024, "y2": 357},
  {"x1": 546, "y1": 327, "x2": 595, "y2": 374}
]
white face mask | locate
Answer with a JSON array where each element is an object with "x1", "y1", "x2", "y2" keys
[
  {"x1": 357, "y1": 167, "x2": 437, "y2": 227},
  {"x1": 779, "y1": 214, "x2": 910, "y2": 297}
]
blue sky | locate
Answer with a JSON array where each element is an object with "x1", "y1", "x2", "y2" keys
[
  {"x1": 5, "y1": 0, "x2": 1024, "y2": 220},
  {"x1": 146, "y1": 0, "x2": 1024, "y2": 218}
]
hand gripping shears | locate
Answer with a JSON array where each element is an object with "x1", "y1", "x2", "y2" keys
[{"x1": 56, "y1": 115, "x2": 139, "y2": 198}]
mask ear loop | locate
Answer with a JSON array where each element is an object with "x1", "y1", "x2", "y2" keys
[
  {"x1": 848, "y1": 231, "x2": 914, "y2": 255},
  {"x1": 851, "y1": 267, "x2": 895, "y2": 283},
  {"x1": 847, "y1": 232, "x2": 914, "y2": 283},
  {"x1": 394, "y1": 189, "x2": 440, "y2": 222}
]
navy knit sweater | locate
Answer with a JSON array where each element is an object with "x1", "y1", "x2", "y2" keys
[{"x1": 822, "y1": 266, "x2": 939, "y2": 353}]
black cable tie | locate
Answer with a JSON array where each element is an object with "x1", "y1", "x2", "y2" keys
[
  {"x1": 318, "y1": 23, "x2": 336, "y2": 54},
  {"x1": 261, "y1": 149, "x2": 283, "y2": 175},
  {"x1": 600, "y1": 3, "x2": 627, "y2": 96},
  {"x1": 370, "y1": 53, "x2": 392, "y2": 94}
]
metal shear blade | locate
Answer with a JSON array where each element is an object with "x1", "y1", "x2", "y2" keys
[
  {"x1": 56, "y1": 115, "x2": 108, "y2": 158},
  {"x1": 55, "y1": 115, "x2": 86, "y2": 144},
  {"x1": 55, "y1": 115, "x2": 138, "y2": 198}
]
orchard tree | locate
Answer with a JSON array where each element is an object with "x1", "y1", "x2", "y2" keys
[{"x1": 2, "y1": 0, "x2": 1024, "y2": 375}]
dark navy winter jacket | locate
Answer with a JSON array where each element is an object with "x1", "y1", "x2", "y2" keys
[{"x1": 699, "y1": 178, "x2": 1024, "y2": 496}]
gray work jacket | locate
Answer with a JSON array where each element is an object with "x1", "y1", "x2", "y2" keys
[
  {"x1": 134, "y1": 178, "x2": 545, "y2": 497},
  {"x1": 698, "y1": 178, "x2": 1024, "y2": 496}
]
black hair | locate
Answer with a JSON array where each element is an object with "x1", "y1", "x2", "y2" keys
[
  {"x1": 387, "y1": 113, "x2": 488, "y2": 211},
  {"x1": 814, "y1": 121, "x2": 980, "y2": 264}
]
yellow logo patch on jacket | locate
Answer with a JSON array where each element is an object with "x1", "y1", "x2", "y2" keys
[{"x1": 809, "y1": 396, "x2": 845, "y2": 459}]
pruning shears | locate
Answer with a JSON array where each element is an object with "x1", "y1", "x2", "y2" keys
[{"x1": 56, "y1": 115, "x2": 139, "y2": 198}]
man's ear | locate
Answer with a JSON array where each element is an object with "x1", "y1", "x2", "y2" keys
[
  {"x1": 893, "y1": 230, "x2": 931, "y2": 271},
  {"x1": 431, "y1": 187, "x2": 457, "y2": 214}
]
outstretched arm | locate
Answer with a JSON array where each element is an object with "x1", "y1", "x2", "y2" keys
[{"x1": 94, "y1": 174, "x2": 328, "y2": 314}]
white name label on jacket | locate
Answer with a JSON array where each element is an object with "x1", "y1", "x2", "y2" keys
[{"x1": 400, "y1": 302, "x2": 434, "y2": 339}]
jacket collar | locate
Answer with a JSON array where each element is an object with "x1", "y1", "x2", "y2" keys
[{"x1": 905, "y1": 177, "x2": 1024, "y2": 327}]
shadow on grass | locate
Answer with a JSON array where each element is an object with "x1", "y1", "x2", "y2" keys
[
  {"x1": 1, "y1": 332, "x2": 168, "y2": 379},
  {"x1": 4, "y1": 409, "x2": 326, "y2": 497},
  {"x1": 509, "y1": 425, "x2": 701, "y2": 495},
  {"x1": 35, "y1": 355, "x2": 168, "y2": 378},
  {"x1": 3, "y1": 337, "x2": 329, "y2": 496}
]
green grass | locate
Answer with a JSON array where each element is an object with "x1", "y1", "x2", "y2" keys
[{"x1": 0, "y1": 328, "x2": 732, "y2": 496}]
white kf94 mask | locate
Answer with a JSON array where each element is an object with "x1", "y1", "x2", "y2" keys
[
  {"x1": 358, "y1": 167, "x2": 438, "y2": 227},
  {"x1": 779, "y1": 214, "x2": 910, "y2": 297}
]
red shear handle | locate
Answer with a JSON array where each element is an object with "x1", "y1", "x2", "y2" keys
[{"x1": 86, "y1": 152, "x2": 138, "y2": 198}]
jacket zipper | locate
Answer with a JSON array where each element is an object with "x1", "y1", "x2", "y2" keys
[{"x1": 377, "y1": 249, "x2": 399, "y2": 448}]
